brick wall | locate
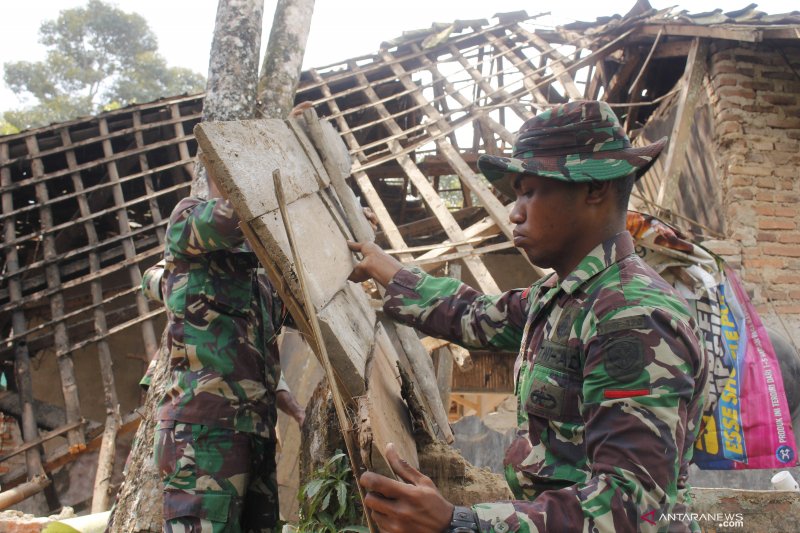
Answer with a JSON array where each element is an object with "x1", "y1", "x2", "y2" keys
[{"x1": 707, "y1": 42, "x2": 800, "y2": 329}]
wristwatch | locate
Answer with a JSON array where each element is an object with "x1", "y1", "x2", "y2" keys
[{"x1": 446, "y1": 505, "x2": 479, "y2": 532}]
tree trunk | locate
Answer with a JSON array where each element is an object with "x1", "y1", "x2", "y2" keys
[
  {"x1": 191, "y1": 0, "x2": 265, "y2": 198},
  {"x1": 257, "y1": 0, "x2": 315, "y2": 119},
  {"x1": 108, "y1": 1, "x2": 265, "y2": 530}
]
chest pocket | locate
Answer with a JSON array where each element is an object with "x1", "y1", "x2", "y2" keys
[{"x1": 525, "y1": 340, "x2": 583, "y2": 423}]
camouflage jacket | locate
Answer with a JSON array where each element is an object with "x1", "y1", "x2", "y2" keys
[
  {"x1": 155, "y1": 196, "x2": 291, "y2": 438},
  {"x1": 383, "y1": 232, "x2": 709, "y2": 532}
]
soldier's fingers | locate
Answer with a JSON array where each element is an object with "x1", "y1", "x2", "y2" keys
[
  {"x1": 347, "y1": 240, "x2": 364, "y2": 252},
  {"x1": 359, "y1": 471, "x2": 413, "y2": 500},
  {"x1": 385, "y1": 442, "x2": 433, "y2": 488}
]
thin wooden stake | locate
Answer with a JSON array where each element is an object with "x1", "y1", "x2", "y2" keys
[{"x1": 272, "y1": 169, "x2": 377, "y2": 533}]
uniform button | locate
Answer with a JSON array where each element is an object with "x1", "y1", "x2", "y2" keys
[{"x1": 495, "y1": 521, "x2": 509, "y2": 533}]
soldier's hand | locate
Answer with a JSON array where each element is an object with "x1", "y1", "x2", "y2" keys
[
  {"x1": 289, "y1": 101, "x2": 313, "y2": 117},
  {"x1": 276, "y1": 390, "x2": 305, "y2": 427},
  {"x1": 347, "y1": 241, "x2": 403, "y2": 287},
  {"x1": 362, "y1": 206, "x2": 379, "y2": 231},
  {"x1": 359, "y1": 443, "x2": 453, "y2": 533}
]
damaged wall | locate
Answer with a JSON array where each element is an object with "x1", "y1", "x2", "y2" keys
[{"x1": 706, "y1": 42, "x2": 800, "y2": 341}]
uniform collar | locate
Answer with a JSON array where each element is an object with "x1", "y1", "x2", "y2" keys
[{"x1": 558, "y1": 231, "x2": 636, "y2": 295}]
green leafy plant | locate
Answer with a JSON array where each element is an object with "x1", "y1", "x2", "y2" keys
[{"x1": 296, "y1": 450, "x2": 368, "y2": 533}]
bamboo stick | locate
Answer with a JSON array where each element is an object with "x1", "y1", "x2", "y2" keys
[{"x1": 272, "y1": 169, "x2": 377, "y2": 533}]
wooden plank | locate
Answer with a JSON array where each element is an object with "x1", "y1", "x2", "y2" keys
[
  {"x1": 307, "y1": 69, "x2": 411, "y2": 261},
  {"x1": 359, "y1": 323, "x2": 420, "y2": 475},
  {"x1": 656, "y1": 38, "x2": 709, "y2": 211}
]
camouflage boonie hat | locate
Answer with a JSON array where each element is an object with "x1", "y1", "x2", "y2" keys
[{"x1": 478, "y1": 100, "x2": 667, "y2": 198}]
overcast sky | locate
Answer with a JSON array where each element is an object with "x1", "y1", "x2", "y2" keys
[{"x1": 1, "y1": 0, "x2": 797, "y2": 112}]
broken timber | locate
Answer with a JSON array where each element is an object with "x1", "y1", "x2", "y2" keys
[{"x1": 195, "y1": 113, "x2": 453, "y2": 480}]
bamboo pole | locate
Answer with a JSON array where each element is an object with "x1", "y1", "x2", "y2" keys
[
  {"x1": 272, "y1": 170, "x2": 377, "y2": 533},
  {"x1": 0, "y1": 475, "x2": 51, "y2": 511}
]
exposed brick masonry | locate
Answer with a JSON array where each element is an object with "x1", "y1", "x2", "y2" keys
[{"x1": 708, "y1": 42, "x2": 800, "y2": 316}]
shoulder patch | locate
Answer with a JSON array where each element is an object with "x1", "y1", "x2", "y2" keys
[
  {"x1": 521, "y1": 287, "x2": 531, "y2": 300},
  {"x1": 604, "y1": 337, "x2": 645, "y2": 382},
  {"x1": 597, "y1": 315, "x2": 648, "y2": 336}
]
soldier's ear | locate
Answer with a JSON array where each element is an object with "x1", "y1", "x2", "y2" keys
[{"x1": 585, "y1": 180, "x2": 611, "y2": 205}]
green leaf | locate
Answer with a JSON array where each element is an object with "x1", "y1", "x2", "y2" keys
[
  {"x1": 335, "y1": 481, "x2": 348, "y2": 518},
  {"x1": 304, "y1": 478, "x2": 324, "y2": 498},
  {"x1": 320, "y1": 490, "x2": 331, "y2": 511}
]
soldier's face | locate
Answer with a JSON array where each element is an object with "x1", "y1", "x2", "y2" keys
[{"x1": 509, "y1": 173, "x2": 584, "y2": 273}]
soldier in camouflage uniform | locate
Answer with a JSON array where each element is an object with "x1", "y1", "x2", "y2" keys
[
  {"x1": 152, "y1": 174, "x2": 305, "y2": 532},
  {"x1": 351, "y1": 100, "x2": 709, "y2": 532}
]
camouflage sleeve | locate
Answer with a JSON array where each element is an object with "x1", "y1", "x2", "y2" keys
[
  {"x1": 472, "y1": 307, "x2": 705, "y2": 532},
  {"x1": 383, "y1": 267, "x2": 531, "y2": 351},
  {"x1": 166, "y1": 197, "x2": 249, "y2": 258}
]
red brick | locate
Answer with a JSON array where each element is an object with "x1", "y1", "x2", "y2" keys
[
  {"x1": 762, "y1": 70, "x2": 796, "y2": 80},
  {"x1": 715, "y1": 76, "x2": 739, "y2": 87},
  {"x1": 730, "y1": 176, "x2": 753, "y2": 187},
  {"x1": 775, "y1": 192, "x2": 800, "y2": 202},
  {"x1": 774, "y1": 273, "x2": 800, "y2": 284},
  {"x1": 717, "y1": 122, "x2": 743, "y2": 135},
  {"x1": 754, "y1": 205, "x2": 774, "y2": 216},
  {"x1": 755, "y1": 191, "x2": 775, "y2": 201},
  {"x1": 761, "y1": 93, "x2": 797, "y2": 106},
  {"x1": 743, "y1": 257, "x2": 786, "y2": 268},
  {"x1": 742, "y1": 81, "x2": 774, "y2": 91},
  {"x1": 729, "y1": 164, "x2": 773, "y2": 177},
  {"x1": 766, "y1": 116, "x2": 800, "y2": 129},
  {"x1": 778, "y1": 233, "x2": 800, "y2": 244},
  {"x1": 757, "y1": 231, "x2": 778, "y2": 242},
  {"x1": 717, "y1": 86, "x2": 756, "y2": 100},
  {"x1": 756, "y1": 177, "x2": 778, "y2": 189},
  {"x1": 731, "y1": 189, "x2": 755, "y2": 200},
  {"x1": 758, "y1": 218, "x2": 796, "y2": 230},
  {"x1": 763, "y1": 244, "x2": 800, "y2": 257},
  {"x1": 774, "y1": 206, "x2": 797, "y2": 217}
]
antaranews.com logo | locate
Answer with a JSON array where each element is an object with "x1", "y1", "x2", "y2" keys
[{"x1": 641, "y1": 510, "x2": 745, "y2": 529}]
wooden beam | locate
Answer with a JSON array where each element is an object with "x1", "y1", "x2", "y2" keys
[
  {"x1": 352, "y1": 62, "x2": 501, "y2": 294},
  {"x1": 656, "y1": 38, "x2": 709, "y2": 212},
  {"x1": 26, "y1": 136, "x2": 85, "y2": 452},
  {"x1": 1, "y1": 143, "x2": 45, "y2": 483},
  {"x1": 513, "y1": 25, "x2": 583, "y2": 100},
  {"x1": 637, "y1": 23, "x2": 763, "y2": 42}
]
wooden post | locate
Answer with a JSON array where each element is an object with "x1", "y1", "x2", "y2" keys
[{"x1": 656, "y1": 38, "x2": 709, "y2": 213}]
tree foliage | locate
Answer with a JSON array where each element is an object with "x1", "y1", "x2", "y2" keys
[{"x1": 3, "y1": 0, "x2": 205, "y2": 130}]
